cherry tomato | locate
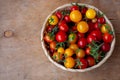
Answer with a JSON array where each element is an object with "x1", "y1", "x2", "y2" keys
[
  {"x1": 49, "y1": 15, "x2": 58, "y2": 25},
  {"x1": 86, "y1": 8, "x2": 96, "y2": 19},
  {"x1": 50, "y1": 41, "x2": 56, "y2": 50},
  {"x1": 90, "y1": 30, "x2": 102, "y2": 41},
  {"x1": 64, "y1": 57, "x2": 75, "y2": 68},
  {"x1": 97, "y1": 17, "x2": 105, "y2": 24},
  {"x1": 88, "y1": 22, "x2": 94, "y2": 32},
  {"x1": 76, "y1": 49, "x2": 85, "y2": 58},
  {"x1": 70, "y1": 10, "x2": 82, "y2": 23},
  {"x1": 46, "y1": 26, "x2": 54, "y2": 32},
  {"x1": 69, "y1": 43, "x2": 79, "y2": 51},
  {"x1": 86, "y1": 56, "x2": 95, "y2": 67},
  {"x1": 58, "y1": 20, "x2": 66, "y2": 26},
  {"x1": 81, "y1": 7, "x2": 88, "y2": 14},
  {"x1": 55, "y1": 11, "x2": 62, "y2": 19},
  {"x1": 94, "y1": 22, "x2": 100, "y2": 30},
  {"x1": 59, "y1": 22, "x2": 69, "y2": 32},
  {"x1": 64, "y1": 15, "x2": 71, "y2": 22},
  {"x1": 87, "y1": 34, "x2": 97, "y2": 43},
  {"x1": 85, "y1": 47, "x2": 91, "y2": 55},
  {"x1": 68, "y1": 33, "x2": 77, "y2": 44},
  {"x1": 77, "y1": 21, "x2": 89, "y2": 33},
  {"x1": 101, "y1": 24, "x2": 111, "y2": 33},
  {"x1": 55, "y1": 31, "x2": 67, "y2": 42},
  {"x1": 77, "y1": 58, "x2": 88, "y2": 69},
  {"x1": 52, "y1": 52, "x2": 63, "y2": 62},
  {"x1": 101, "y1": 43, "x2": 110, "y2": 52},
  {"x1": 57, "y1": 47, "x2": 65, "y2": 54},
  {"x1": 77, "y1": 38, "x2": 87, "y2": 48},
  {"x1": 71, "y1": 5, "x2": 79, "y2": 11},
  {"x1": 64, "y1": 48, "x2": 74, "y2": 57},
  {"x1": 77, "y1": 32, "x2": 84, "y2": 39},
  {"x1": 44, "y1": 34, "x2": 53, "y2": 43},
  {"x1": 103, "y1": 33, "x2": 113, "y2": 43}
]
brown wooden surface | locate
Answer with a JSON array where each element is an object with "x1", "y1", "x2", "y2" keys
[{"x1": 0, "y1": 0, "x2": 120, "y2": 80}]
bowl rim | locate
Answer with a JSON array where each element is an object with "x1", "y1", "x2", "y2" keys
[{"x1": 41, "y1": 3, "x2": 116, "y2": 72}]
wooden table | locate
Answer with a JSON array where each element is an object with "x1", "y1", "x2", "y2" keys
[{"x1": 0, "y1": 0, "x2": 120, "y2": 80}]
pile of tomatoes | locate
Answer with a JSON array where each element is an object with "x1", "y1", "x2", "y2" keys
[{"x1": 43, "y1": 3, "x2": 114, "y2": 69}]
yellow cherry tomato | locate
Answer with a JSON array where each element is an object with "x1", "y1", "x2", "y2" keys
[
  {"x1": 64, "y1": 48, "x2": 74, "y2": 57},
  {"x1": 101, "y1": 24, "x2": 111, "y2": 33},
  {"x1": 68, "y1": 33, "x2": 77, "y2": 44},
  {"x1": 52, "y1": 52, "x2": 63, "y2": 62},
  {"x1": 77, "y1": 21, "x2": 89, "y2": 33},
  {"x1": 57, "y1": 47, "x2": 65, "y2": 54},
  {"x1": 86, "y1": 8, "x2": 96, "y2": 19},
  {"x1": 69, "y1": 43, "x2": 79, "y2": 51},
  {"x1": 49, "y1": 15, "x2": 58, "y2": 25},
  {"x1": 70, "y1": 10, "x2": 82, "y2": 23},
  {"x1": 64, "y1": 57, "x2": 75, "y2": 68},
  {"x1": 76, "y1": 49, "x2": 85, "y2": 58}
]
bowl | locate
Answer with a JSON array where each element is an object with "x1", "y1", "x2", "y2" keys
[{"x1": 41, "y1": 3, "x2": 115, "y2": 72}]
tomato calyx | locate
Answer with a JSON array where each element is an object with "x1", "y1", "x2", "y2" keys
[
  {"x1": 48, "y1": 26, "x2": 58, "y2": 39},
  {"x1": 87, "y1": 41, "x2": 103, "y2": 62}
]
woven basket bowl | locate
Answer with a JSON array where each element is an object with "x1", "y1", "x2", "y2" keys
[{"x1": 41, "y1": 3, "x2": 116, "y2": 72}]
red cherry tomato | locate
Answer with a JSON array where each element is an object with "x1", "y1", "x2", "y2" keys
[
  {"x1": 55, "y1": 11, "x2": 62, "y2": 19},
  {"x1": 71, "y1": 5, "x2": 79, "y2": 11},
  {"x1": 77, "y1": 32, "x2": 84, "y2": 39},
  {"x1": 64, "y1": 15, "x2": 71, "y2": 22},
  {"x1": 88, "y1": 22, "x2": 95, "y2": 32},
  {"x1": 77, "y1": 58, "x2": 88, "y2": 69},
  {"x1": 86, "y1": 56, "x2": 95, "y2": 67},
  {"x1": 85, "y1": 47, "x2": 91, "y2": 55},
  {"x1": 101, "y1": 43, "x2": 110, "y2": 52},
  {"x1": 94, "y1": 22, "x2": 100, "y2": 30},
  {"x1": 46, "y1": 26, "x2": 53, "y2": 32},
  {"x1": 87, "y1": 35, "x2": 97, "y2": 43},
  {"x1": 81, "y1": 7, "x2": 88, "y2": 14},
  {"x1": 59, "y1": 23, "x2": 69, "y2": 32},
  {"x1": 77, "y1": 38, "x2": 87, "y2": 48},
  {"x1": 90, "y1": 30, "x2": 102, "y2": 41},
  {"x1": 103, "y1": 33, "x2": 113, "y2": 43},
  {"x1": 55, "y1": 31, "x2": 67, "y2": 42},
  {"x1": 97, "y1": 17, "x2": 105, "y2": 24}
]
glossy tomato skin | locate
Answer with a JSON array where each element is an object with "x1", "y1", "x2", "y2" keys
[
  {"x1": 59, "y1": 23, "x2": 69, "y2": 32},
  {"x1": 88, "y1": 22, "x2": 95, "y2": 32},
  {"x1": 103, "y1": 33, "x2": 113, "y2": 43},
  {"x1": 90, "y1": 30, "x2": 102, "y2": 41},
  {"x1": 97, "y1": 17, "x2": 105, "y2": 24},
  {"x1": 101, "y1": 43, "x2": 110, "y2": 52},
  {"x1": 78, "y1": 58, "x2": 88, "y2": 69},
  {"x1": 77, "y1": 38, "x2": 87, "y2": 48},
  {"x1": 46, "y1": 26, "x2": 54, "y2": 32},
  {"x1": 85, "y1": 47, "x2": 91, "y2": 55},
  {"x1": 81, "y1": 7, "x2": 88, "y2": 14},
  {"x1": 64, "y1": 15, "x2": 71, "y2": 22},
  {"x1": 44, "y1": 34, "x2": 53, "y2": 43},
  {"x1": 55, "y1": 31, "x2": 67, "y2": 42},
  {"x1": 94, "y1": 22, "x2": 100, "y2": 30},
  {"x1": 55, "y1": 11, "x2": 62, "y2": 19},
  {"x1": 87, "y1": 34, "x2": 97, "y2": 43},
  {"x1": 50, "y1": 41, "x2": 56, "y2": 50},
  {"x1": 71, "y1": 5, "x2": 79, "y2": 11},
  {"x1": 86, "y1": 56, "x2": 95, "y2": 67},
  {"x1": 77, "y1": 32, "x2": 85, "y2": 39}
]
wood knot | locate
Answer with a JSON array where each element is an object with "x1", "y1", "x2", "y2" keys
[{"x1": 4, "y1": 30, "x2": 14, "y2": 38}]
